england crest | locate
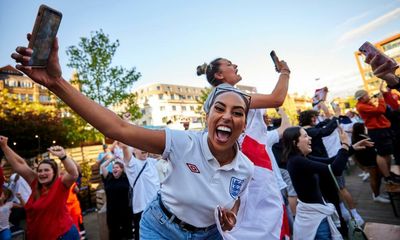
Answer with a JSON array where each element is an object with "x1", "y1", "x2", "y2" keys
[{"x1": 229, "y1": 177, "x2": 244, "y2": 199}]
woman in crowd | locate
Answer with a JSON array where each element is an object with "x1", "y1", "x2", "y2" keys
[
  {"x1": 352, "y1": 122, "x2": 390, "y2": 203},
  {"x1": 281, "y1": 126, "x2": 370, "y2": 240},
  {"x1": 197, "y1": 57, "x2": 292, "y2": 239},
  {"x1": 0, "y1": 187, "x2": 15, "y2": 240},
  {"x1": 11, "y1": 36, "x2": 253, "y2": 239},
  {"x1": 0, "y1": 138, "x2": 79, "y2": 240},
  {"x1": 101, "y1": 158, "x2": 133, "y2": 240}
]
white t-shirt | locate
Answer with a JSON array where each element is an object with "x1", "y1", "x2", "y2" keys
[
  {"x1": 125, "y1": 157, "x2": 160, "y2": 214},
  {"x1": 266, "y1": 129, "x2": 287, "y2": 190},
  {"x1": 9, "y1": 173, "x2": 32, "y2": 204},
  {"x1": 0, "y1": 202, "x2": 13, "y2": 231},
  {"x1": 161, "y1": 128, "x2": 254, "y2": 227}
]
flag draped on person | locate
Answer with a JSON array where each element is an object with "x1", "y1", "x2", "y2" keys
[{"x1": 215, "y1": 109, "x2": 290, "y2": 240}]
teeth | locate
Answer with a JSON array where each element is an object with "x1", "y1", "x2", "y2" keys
[{"x1": 217, "y1": 126, "x2": 231, "y2": 132}]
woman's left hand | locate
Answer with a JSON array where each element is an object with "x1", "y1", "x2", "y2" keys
[
  {"x1": 48, "y1": 145, "x2": 66, "y2": 158},
  {"x1": 352, "y1": 138, "x2": 374, "y2": 150},
  {"x1": 218, "y1": 207, "x2": 237, "y2": 231}
]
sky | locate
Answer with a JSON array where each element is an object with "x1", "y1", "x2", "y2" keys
[{"x1": 1, "y1": 0, "x2": 399, "y2": 100}]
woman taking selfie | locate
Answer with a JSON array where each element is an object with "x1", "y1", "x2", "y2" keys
[
  {"x1": 11, "y1": 36, "x2": 253, "y2": 239},
  {"x1": 0, "y1": 139, "x2": 79, "y2": 240}
]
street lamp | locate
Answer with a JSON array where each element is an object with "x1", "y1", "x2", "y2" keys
[
  {"x1": 35, "y1": 135, "x2": 41, "y2": 158},
  {"x1": 52, "y1": 140, "x2": 56, "y2": 144},
  {"x1": 13, "y1": 142, "x2": 16, "y2": 146}
]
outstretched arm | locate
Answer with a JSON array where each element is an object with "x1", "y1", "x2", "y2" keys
[
  {"x1": 250, "y1": 61, "x2": 290, "y2": 108},
  {"x1": 11, "y1": 35, "x2": 165, "y2": 154},
  {"x1": 0, "y1": 136, "x2": 36, "y2": 184}
]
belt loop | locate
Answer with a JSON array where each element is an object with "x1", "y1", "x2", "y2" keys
[{"x1": 168, "y1": 214, "x2": 176, "y2": 223}]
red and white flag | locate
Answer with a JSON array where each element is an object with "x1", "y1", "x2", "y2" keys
[{"x1": 216, "y1": 109, "x2": 290, "y2": 240}]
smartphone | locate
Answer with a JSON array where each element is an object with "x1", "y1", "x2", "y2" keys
[
  {"x1": 359, "y1": 41, "x2": 397, "y2": 68},
  {"x1": 330, "y1": 101, "x2": 338, "y2": 110},
  {"x1": 270, "y1": 50, "x2": 281, "y2": 73},
  {"x1": 28, "y1": 5, "x2": 62, "y2": 67}
]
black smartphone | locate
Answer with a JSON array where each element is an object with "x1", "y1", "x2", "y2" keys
[
  {"x1": 28, "y1": 5, "x2": 62, "y2": 68},
  {"x1": 270, "y1": 50, "x2": 281, "y2": 73}
]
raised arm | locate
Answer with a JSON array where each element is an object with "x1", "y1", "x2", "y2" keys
[
  {"x1": 250, "y1": 61, "x2": 290, "y2": 108},
  {"x1": 101, "y1": 158, "x2": 113, "y2": 179},
  {"x1": 0, "y1": 136, "x2": 36, "y2": 184},
  {"x1": 276, "y1": 107, "x2": 291, "y2": 138},
  {"x1": 48, "y1": 146, "x2": 79, "y2": 188},
  {"x1": 11, "y1": 36, "x2": 165, "y2": 154}
]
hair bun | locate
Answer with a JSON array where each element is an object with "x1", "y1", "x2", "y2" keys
[{"x1": 196, "y1": 63, "x2": 208, "y2": 76}]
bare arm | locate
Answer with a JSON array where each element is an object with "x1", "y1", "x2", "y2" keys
[
  {"x1": 276, "y1": 108, "x2": 291, "y2": 138},
  {"x1": 48, "y1": 146, "x2": 79, "y2": 188},
  {"x1": 0, "y1": 136, "x2": 36, "y2": 184},
  {"x1": 11, "y1": 37, "x2": 165, "y2": 154},
  {"x1": 250, "y1": 61, "x2": 290, "y2": 109},
  {"x1": 101, "y1": 158, "x2": 113, "y2": 179}
]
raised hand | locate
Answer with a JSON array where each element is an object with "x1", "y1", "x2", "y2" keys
[
  {"x1": 48, "y1": 145, "x2": 66, "y2": 158},
  {"x1": 11, "y1": 34, "x2": 62, "y2": 89},
  {"x1": 352, "y1": 138, "x2": 374, "y2": 151},
  {"x1": 366, "y1": 53, "x2": 399, "y2": 86},
  {"x1": 0, "y1": 136, "x2": 8, "y2": 147}
]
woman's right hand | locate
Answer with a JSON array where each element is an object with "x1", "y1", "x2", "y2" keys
[
  {"x1": 279, "y1": 60, "x2": 290, "y2": 73},
  {"x1": 11, "y1": 34, "x2": 62, "y2": 89}
]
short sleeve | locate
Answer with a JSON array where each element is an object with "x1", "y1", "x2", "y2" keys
[{"x1": 161, "y1": 128, "x2": 195, "y2": 164}]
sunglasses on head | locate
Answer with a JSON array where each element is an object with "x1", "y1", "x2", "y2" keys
[{"x1": 209, "y1": 86, "x2": 252, "y2": 114}]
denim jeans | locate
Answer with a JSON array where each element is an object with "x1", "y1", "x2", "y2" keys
[
  {"x1": 315, "y1": 218, "x2": 332, "y2": 240},
  {"x1": 140, "y1": 195, "x2": 222, "y2": 240},
  {"x1": 58, "y1": 225, "x2": 80, "y2": 240},
  {"x1": 0, "y1": 229, "x2": 11, "y2": 240}
]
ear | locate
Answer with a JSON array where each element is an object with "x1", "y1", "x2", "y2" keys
[{"x1": 214, "y1": 71, "x2": 224, "y2": 80}]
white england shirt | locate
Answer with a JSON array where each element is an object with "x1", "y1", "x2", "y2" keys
[{"x1": 161, "y1": 128, "x2": 254, "y2": 227}]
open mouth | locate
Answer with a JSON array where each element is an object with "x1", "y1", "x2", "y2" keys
[{"x1": 216, "y1": 126, "x2": 232, "y2": 143}]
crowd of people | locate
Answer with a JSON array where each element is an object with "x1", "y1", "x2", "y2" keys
[{"x1": 0, "y1": 32, "x2": 398, "y2": 240}]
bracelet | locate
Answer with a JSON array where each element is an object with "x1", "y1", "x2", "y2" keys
[
  {"x1": 59, "y1": 155, "x2": 67, "y2": 161},
  {"x1": 280, "y1": 69, "x2": 291, "y2": 74},
  {"x1": 280, "y1": 72, "x2": 290, "y2": 77},
  {"x1": 341, "y1": 142, "x2": 350, "y2": 148}
]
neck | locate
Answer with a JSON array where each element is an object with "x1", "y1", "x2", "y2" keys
[{"x1": 207, "y1": 139, "x2": 236, "y2": 167}]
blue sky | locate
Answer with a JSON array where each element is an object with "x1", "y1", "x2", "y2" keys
[{"x1": 1, "y1": 0, "x2": 399, "y2": 99}]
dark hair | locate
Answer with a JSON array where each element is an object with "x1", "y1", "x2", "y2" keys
[
  {"x1": 298, "y1": 110, "x2": 319, "y2": 126},
  {"x1": 113, "y1": 161, "x2": 124, "y2": 170},
  {"x1": 281, "y1": 126, "x2": 302, "y2": 163},
  {"x1": 272, "y1": 118, "x2": 282, "y2": 128},
  {"x1": 352, "y1": 122, "x2": 366, "y2": 143},
  {"x1": 196, "y1": 58, "x2": 224, "y2": 87},
  {"x1": 34, "y1": 159, "x2": 59, "y2": 200},
  {"x1": 1, "y1": 186, "x2": 13, "y2": 202}
]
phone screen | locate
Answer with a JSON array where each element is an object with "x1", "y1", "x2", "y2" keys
[{"x1": 28, "y1": 6, "x2": 62, "y2": 67}]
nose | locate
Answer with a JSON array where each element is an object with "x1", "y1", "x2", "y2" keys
[{"x1": 221, "y1": 111, "x2": 233, "y2": 121}]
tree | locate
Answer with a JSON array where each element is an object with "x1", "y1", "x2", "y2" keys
[
  {"x1": 66, "y1": 29, "x2": 141, "y2": 108},
  {"x1": 196, "y1": 87, "x2": 211, "y2": 126}
]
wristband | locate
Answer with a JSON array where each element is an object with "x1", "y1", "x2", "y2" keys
[
  {"x1": 280, "y1": 72, "x2": 290, "y2": 77},
  {"x1": 280, "y1": 69, "x2": 291, "y2": 74},
  {"x1": 341, "y1": 142, "x2": 350, "y2": 148},
  {"x1": 59, "y1": 155, "x2": 67, "y2": 161}
]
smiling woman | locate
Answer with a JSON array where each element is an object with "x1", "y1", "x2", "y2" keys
[{"x1": 11, "y1": 34, "x2": 254, "y2": 239}]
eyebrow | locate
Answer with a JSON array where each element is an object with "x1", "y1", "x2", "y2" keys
[{"x1": 214, "y1": 101, "x2": 246, "y2": 111}]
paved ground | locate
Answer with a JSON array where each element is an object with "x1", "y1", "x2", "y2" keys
[{"x1": 82, "y1": 165, "x2": 400, "y2": 239}]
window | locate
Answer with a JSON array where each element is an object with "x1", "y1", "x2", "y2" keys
[
  {"x1": 20, "y1": 94, "x2": 26, "y2": 101},
  {"x1": 158, "y1": 94, "x2": 164, "y2": 100},
  {"x1": 141, "y1": 109, "x2": 146, "y2": 114},
  {"x1": 190, "y1": 106, "x2": 194, "y2": 111},
  {"x1": 160, "y1": 106, "x2": 165, "y2": 111},
  {"x1": 178, "y1": 87, "x2": 182, "y2": 92},
  {"x1": 170, "y1": 94, "x2": 175, "y2": 100},
  {"x1": 39, "y1": 95, "x2": 50, "y2": 103},
  {"x1": 157, "y1": 86, "x2": 161, "y2": 90},
  {"x1": 172, "y1": 106, "x2": 176, "y2": 111},
  {"x1": 181, "y1": 106, "x2": 187, "y2": 111},
  {"x1": 187, "y1": 95, "x2": 193, "y2": 100},
  {"x1": 28, "y1": 94, "x2": 33, "y2": 102}
]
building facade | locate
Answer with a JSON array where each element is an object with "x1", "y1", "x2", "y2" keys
[
  {"x1": 0, "y1": 65, "x2": 55, "y2": 104},
  {"x1": 127, "y1": 83, "x2": 257, "y2": 129},
  {"x1": 354, "y1": 33, "x2": 400, "y2": 95}
]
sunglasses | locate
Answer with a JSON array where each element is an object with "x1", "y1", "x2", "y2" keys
[{"x1": 208, "y1": 86, "x2": 252, "y2": 115}]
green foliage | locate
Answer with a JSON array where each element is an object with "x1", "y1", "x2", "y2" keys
[
  {"x1": 196, "y1": 87, "x2": 211, "y2": 127},
  {"x1": 66, "y1": 29, "x2": 141, "y2": 108},
  {"x1": 123, "y1": 93, "x2": 143, "y2": 121},
  {"x1": 0, "y1": 89, "x2": 70, "y2": 158}
]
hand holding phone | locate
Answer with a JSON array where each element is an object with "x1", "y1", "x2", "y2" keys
[
  {"x1": 28, "y1": 5, "x2": 62, "y2": 67},
  {"x1": 270, "y1": 50, "x2": 281, "y2": 73}
]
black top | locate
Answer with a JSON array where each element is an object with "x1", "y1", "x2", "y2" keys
[
  {"x1": 287, "y1": 148, "x2": 349, "y2": 204},
  {"x1": 305, "y1": 117, "x2": 338, "y2": 158},
  {"x1": 103, "y1": 173, "x2": 131, "y2": 214}
]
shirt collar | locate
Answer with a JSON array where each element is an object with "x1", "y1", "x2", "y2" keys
[{"x1": 201, "y1": 132, "x2": 240, "y2": 171}]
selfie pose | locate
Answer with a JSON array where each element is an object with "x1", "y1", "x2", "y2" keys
[
  {"x1": 0, "y1": 139, "x2": 79, "y2": 240},
  {"x1": 11, "y1": 36, "x2": 253, "y2": 239},
  {"x1": 197, "y1": 55, "x2": 291, "y2": 239}
]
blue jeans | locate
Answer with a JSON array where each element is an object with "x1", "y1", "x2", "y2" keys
[
  {"x1": 140, "y1": 195, "x2": 222, "y2": 240},
  {"x1": 315, "y1": 218, "x2": 331, "y2": 240},
  {"x1": 0, "y1": 229, "x2": 11, "y2": 240},
  {"x1": 58, "y1": 225, "x2": 80, "y2": 240}
]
